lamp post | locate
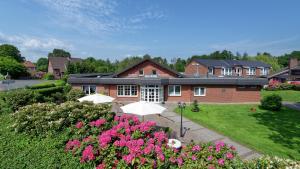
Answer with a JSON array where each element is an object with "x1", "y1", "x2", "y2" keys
[{"x1": 178, "y1": 102, "x2": 186, "y2": 137}]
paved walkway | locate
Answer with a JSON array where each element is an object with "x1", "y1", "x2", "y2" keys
[
  {"x1": 144, "y1": 103, "x2": 261, "y2": 160},
  {"x1": 283, "y1": 102, "x2": 300, "y2": 111}
]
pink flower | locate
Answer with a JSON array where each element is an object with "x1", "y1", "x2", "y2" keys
[
  {"x1": 169, "y1": 157, "x2": 176, "y2": 163},
  {"x1": 80, "y1": 145, "x2": 95, "y2": 163},
  {"x1": 137, "y1": 139, "x2": 144, "y2": 146},
  {"x1": 140, "y1": 157, "x2": 146, "y2": 164},
  {"x1": 230, "y1": 146, "x2": 236, "y2": 151},
  {"x1": 90, "y1": 119, "x2": 106, "y2": 127},
  {"x1": 65, "y1": 139, "x2": 81, "y2": 151},
  {"x1": 226, "y1": 152, "x2": 234, "y2": 159},
  {"x1": 122, "y1": 154, "x2": 135, "y2": 164},
  {"x1": 208, "y1": 165, "x2": 215, "y2": 169},
  {"x1": 96, "y1": 163, "x2": 105, "y2": 169},
  {"x1": 192, "y1": 145, "x2": 201, "y2": 152},
  {"x1": 207, "y1": 155, "x2": 213, "y2": 161},
  {"x1": 177, "y1": 157, "x2": 183, "y2": 166},
  {"x1": 76, "y1": 121, "x2": 84, "y2": 129},
  {"x1": 218, "y1": 158, "x2": 225, "y2": 166},
  {"x1": 191, "y1": 155, "x2": 197, "y2": 161},
  {"x1": 158, "y1": 153, "x2": 165, "y2": 161}
]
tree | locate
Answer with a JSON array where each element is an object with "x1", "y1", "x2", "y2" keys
[
  {"x1": 36, "y1": 57, "x2": 48, "y2": 72},
  {"x1": 171, "y1": 58, "x2": 186, "y2": 72},
  {"x1": 277, "y1": 51, "x2": 300, "y2": 67},
  {"x1": 0, "y1": 44, "x2": 24, "y2": 62},
  {"x1": 253, "y1": 54, "x2": 281, "y2": 72},
  {"x1": 48, "y1": 49, "x2": 71, "y2": 58},
  {"x1": 0, "y1": 57, "x2": 28, "y2": 78}
]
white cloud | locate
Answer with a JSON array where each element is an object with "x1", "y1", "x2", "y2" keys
[
  {"x1": 33, "y1": 0, "x2": 165, "y2": 35},
  {"x1": 0, "y1": 32, "x2": 73, "y2": 61}
]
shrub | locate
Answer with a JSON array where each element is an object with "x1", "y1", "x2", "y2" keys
[
  {"x1": 279, "y1": 83, "x2": 294, "y2": 90},
  {"x1": 66, "y1": 114, "x2": 239, "y2": 168},
  {"x1": 67, "y1": 88, "x2": 85, "y2": 101},
  {"x1": 0, "y1": 93, "x2": 12, "y2": 114},
  {"x1": 191, "y1": 100, "x2": 200, "y2": 112},
  {"x1": 243, "y1": 156, "x2": 300, "y2": 169},
  {"x1": 27, "y1": 83, "x2": 55, "y2": 89},
  {"x1": 55, "y1": 80, "x2": 66, "y2": 86},
  {"x1": 260, "y1": 94, "x2": 282, "y2": 111},
  {"x1": 43, "y1": 73, "x2": 55, "y2": 80},
  {"x1": 12, "y1": 101, "x2": 112, "y2": 136},
  {"x1": 2, "y1": 89, "x2": 41, "y2": 111},
  {"x1": 35, "y1": 86, "x2": 64, "y2": 96},
  {"x1": 0, "y1": 73, "x2": 4, "y2": 80}
]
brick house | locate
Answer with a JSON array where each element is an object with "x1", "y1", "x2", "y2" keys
[
  {"x1": 23, "y1": 61, "x2": 36, "y2": 75},
  {"x1": 68, "y1": 58, "x2": 268, "y2": 103},
  {"x1": 268, "y1": 58, "x2": 300, "y2": 83},
  {"x1": 48, "y1": 56, "x2": 82, "y2": 79}
]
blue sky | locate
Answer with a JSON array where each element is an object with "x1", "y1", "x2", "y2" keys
[{"x1": 0, "y1": 0, "x2": 299, "y2": 61}]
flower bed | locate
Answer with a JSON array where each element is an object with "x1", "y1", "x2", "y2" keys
[{"x1": 66, "y1": 114, "x2": 239, "y2": 168}]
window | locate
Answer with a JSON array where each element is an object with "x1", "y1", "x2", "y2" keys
[
  {"x1": 194, "y1": 87, "x2": 206, "y2": 96},
  {"x1": 117, "y1": 85, "x2": 137, "y2": 97},
  {"x1": 152, "y1": 69, "x2": 157, "y2": 75},
  {"x1": 208, "y1": 67, "x2": 214, "y2": 75},
  {"x1": 247, "y1": 67, "x2": 256, "y2": 75},
  {"x1": 168, "y1": 85, "x2": 181, "y2": 96},
  {"x1": 260, "y1": 68, "x2": 268, "y2": 76},
  {"x1": 222, "y1": 68, "x2": 232, "y2": 76},
  {"x1": 82, "y1": 85, "x2": 96, "y2": 95},
  {"x1": 139, "y1": 69, "x2": 144, "y2": 76}
]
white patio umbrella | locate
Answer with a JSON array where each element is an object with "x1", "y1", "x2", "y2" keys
[
  {"x1": 78, "y1": 94, "x2": 115, "y2": 104},
  {"x1": 120, "y1": 101, "x2": 166, "y2": 120}
]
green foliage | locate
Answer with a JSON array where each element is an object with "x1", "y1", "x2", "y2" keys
[
  {"x1": 261, "y1": 94, "x2": 282, "y2": 111},
  {"x1": 0, "y1": 92, "x2": 12, "y2": 114},
  {"x1": 277, "y1": 51, "x2": 300, "y2": 67},
  {"x1": 48, "y1": 48, "x2": 71, "y2": 58},
  {"x1": 27, "y1": 83, "x2": 55, "y2": 89},
  {"x1": 0, "y1": 57, "x2": 28, "y2": 78},
  {"x1": 191, "y1": 100, "x2": 200, "y2": 112},
  {"x1": 2, "y1": 89, "x2": 41, "y2": 111},
  {"x1": 243, "y1": 156, "x2": 300, "y2": 169},
  {"x1": 36, "y1": 57, "x2": 48, "y2": 71},
  {"x1": 253, "y1": 54, "x2": 281, "y2": 72},
  {"x1": 0, "y1": 73, "x2": 4, "y2": 80},
  {"x1": 66, "y1": 88, "x2": 85, "y2": 101},
  {"x1": 35, "y1": 86, "x2": 65, "y2": 96},
  {"x1": 12, "y1": 101, "x2": 112, "y2": 136},
  {"x1": 43, "y1": 73, "x2": 55, "y2": 80},
  {"x1": 0, "y1": 44, "x2": 24, "y2": 62}
]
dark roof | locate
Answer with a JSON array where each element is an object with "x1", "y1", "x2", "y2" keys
[
  {"x1": 69, "y1": 73, "x2": 114, "y2": 78},
  {"x1": 23, "y1": 61, "x2": 36, "y2": 68},
  {"x1": 193, "y1": 59, "x2": 271, "y2": 68},
  {"x1": 68, "y1": 76, "x2": 268, "y2": 86},
  {"x1": 48, "y1": 57, "x2": 82, "y2": 71},
  {"x1": 113, "y1": 58, "x2": 184, "y2": 78}
]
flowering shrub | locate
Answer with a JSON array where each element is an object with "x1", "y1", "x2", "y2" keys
[
  {"x1": 243, "y1": 156, "x2": 300, "y2": 169},
  {"x1": 66, "y1": 114, "x2": 239, "y2": 168},
  {"x1": 12, "y1": 101, "x2": 112, "y2": 136},
  {"x1": 266, "y1": 80, "x2": 300, "y2": 91}
]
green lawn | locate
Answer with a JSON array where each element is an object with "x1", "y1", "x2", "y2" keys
[
  {"x1": 0, "y1": 113, "x2": 93, "y2": 169},
  {"x1": 175, "y1": 104, "x2": 300, "y2": 160},
  {"x1": 261, "y1": 90, "x2": 300, "y2": 102}
]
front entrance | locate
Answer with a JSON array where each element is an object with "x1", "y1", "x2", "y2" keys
[{"x1": 140, "y1": 85, "x2": 164, "y2": 103}]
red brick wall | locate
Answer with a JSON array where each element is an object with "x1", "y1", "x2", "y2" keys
[
  {"x1": 118, "y1": 61, "x2": 177, "y2": 78},
  {"x1": 185, "y1": 61, "x2": 208, "y2": 76}
]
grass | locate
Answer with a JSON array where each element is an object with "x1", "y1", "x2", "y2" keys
[
  {"x1": 261, "y1": 90, "x2": 300, "y2": 102},
  {"x1": 0, "y1": 112, "x2": 93, "y2": 169},
  {"x1": 175, "y1": 104, "x2": 300, "y2": 160}
]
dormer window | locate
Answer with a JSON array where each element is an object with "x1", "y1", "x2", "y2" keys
[
  {"x1": 260, "y1": 68, "x2": 268, "y2": 76},
  {"x1": 152, "y1": 69, "x2": 157, "y2": 75},
  {"x1": 208, "y1": 67, "x2": 214, "y2": 75},
  {"x1": 222, "y1": 68, "x2": 232, "y2": 76},
  {"x1": 247, "y1": 67, "x2": 256, "y2": 75},
  {"x1": 139, "y1": 69, "x2": 144, "y2": 76}
]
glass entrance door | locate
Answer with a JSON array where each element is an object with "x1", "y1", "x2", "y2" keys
[{"x1": 140, "y1": 85, "x2": 163, "y2": 103}]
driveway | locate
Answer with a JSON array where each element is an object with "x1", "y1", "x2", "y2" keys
[{"x1": 0, "y1": 80, "x2": 49, "y2": 91}]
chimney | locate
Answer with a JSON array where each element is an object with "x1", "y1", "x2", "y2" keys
[{"x1": 289, "y1": 58, "x2": 298, "y2": 68}]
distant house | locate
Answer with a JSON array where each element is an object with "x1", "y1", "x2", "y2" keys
[
  {"x1": 268, "y1": 58, "x2": 300, "y2": 83},
  {"x1": 185, "y1": 59, "x2": 271, "y2": 78},
  {"x1": 48, "y1": 56, "x2": 82, "y2": 79},
  {"x1": 68, "y1": 58, "x2": 268, "y2": 103},
  {"x1": 23, "y1": 61, "x2": 36, "y2": 76}
]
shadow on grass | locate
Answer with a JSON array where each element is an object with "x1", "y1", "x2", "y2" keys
[{"x1": 251, "y1": 108, "x2": 300, "y2": 158}]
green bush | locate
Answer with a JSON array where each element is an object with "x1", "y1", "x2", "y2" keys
[
  {"x1": 261, "y1": 94, "x2": 282, "y2": 111},
  {"x1": 12, "y1": 101, "x2": 112, "y2": 136},
  {"x1": 55, "y1": 80, "x2": 66, "y2": 86},
  {"x1": 279, "y1": 83, "x2": 294, "y2": 90},
  {"x1": 0, "y1": 74, "x2": 4, "y2": 80},
  {"x1": 66, "y1": 88, "x2": 85, "y2": 101},
  {"x1": 294, "y1": 85, "x2": 300, "y2": 91},
  {"x1": 43, "y1": 73, "x2": 55, "y2": 80},
  {"x1": 35, "y1": 86, "x2": 64, "y2": 96},
  {"x1": 0, "y1": 93, "x2": 12, "y2": 114},
  {"x1": 243, "y1": 156, "x2": 300, "y2": 169},
  {"x1": 2, "y1": 89, "x2": 41, "y2": 111},
  {"x1": 191, "y1": 100, "x2": 200, "y2": 112}
]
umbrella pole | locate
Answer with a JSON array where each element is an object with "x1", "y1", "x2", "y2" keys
[{"x1": 143, "y1": 116, "x2": 144, "y2": 122}]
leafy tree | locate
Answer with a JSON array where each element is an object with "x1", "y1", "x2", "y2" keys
[
  {"x1": 116, "y1": 56, "x2": 143, "y2": 72},
  {"x1": 0, "y1": 57, "x2": 28, "y2": 78},
  {"x1": 36, "y1": 57, "x2": 48, "y2": 72},
  {"x1": 170, "y1": 58, "x2": 186, "y2": 72},
  {"x1": 253, "y1": 54, "x2": 281, "y2": 72},
  {"x1": 0, "y1": 44, "x2": 24, "y2": 62},
  {"x1": 48, "y1": 49, "x2": 71, "y2": 58},
  {"x1": 277, "y1": 51, "x2": 300, "y2": 67}
]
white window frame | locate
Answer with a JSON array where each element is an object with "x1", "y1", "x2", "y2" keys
[
  {"x1": 222, "y1": 67, "x2": 233, "y2": 76},
  {"x1": 82, "y1": 85, "x2": 97, "y2": 95},
  {"x1": 208, "y1": 67, "x2": 214, "y2": 75},
  {"x1": 247, "y1": 67, "x2": 256, "y2": 75},
  {"x1": 168, "y1": 85, "x2": 181, "y2": 96},
  {"x1": 117, "y1": 85, "x2": 138, "y2": 97},
  {"x1": 260, "y1": 68, "x2": 268, "y2": 76},
  {"x1": 194, "y1": 87, "x2": 206, "y2": 96},
  {"x1": 139, "y1": 69, "x2": 144, "y2": 76}
]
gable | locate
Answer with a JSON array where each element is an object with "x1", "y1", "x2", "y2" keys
[{"x1": 115, "y1": 59, "x2": 181, "y2": 78}]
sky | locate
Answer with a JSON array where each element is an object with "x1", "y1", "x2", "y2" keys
[{"x1": 0, "y1": 0, "x2": 299, "y2": 62}]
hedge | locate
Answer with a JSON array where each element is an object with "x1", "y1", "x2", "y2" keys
[{"x1": 35, "y1": 86, "x2": 65, "y2": 96}]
